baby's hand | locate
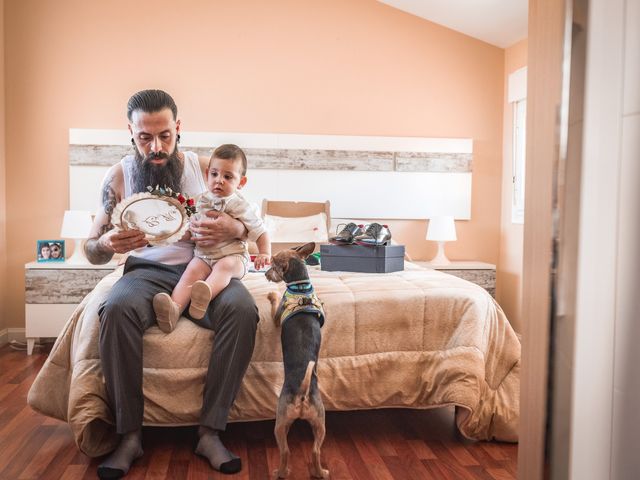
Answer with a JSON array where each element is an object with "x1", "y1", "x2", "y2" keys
[{"x1": 253, "y1": 254, "x2": 271, "y2": 270}]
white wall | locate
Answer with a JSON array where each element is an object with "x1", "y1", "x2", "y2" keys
[
  {"x1": 569, "y1": 0, "x2": 640, "y2": 478},
  {"x1": 610, "y1": 0, "x2": 640, "y2": 477}
]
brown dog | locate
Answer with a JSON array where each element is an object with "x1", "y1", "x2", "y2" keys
[{"x1": 265, "y1": 242, "x2": 329, "y2": 479}]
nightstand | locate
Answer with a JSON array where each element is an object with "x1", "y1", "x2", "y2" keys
[
  {"x1": 24, "y1": 261, "x2": 119, "y2": 354},
  {"x1": 412, "y1": 260, "x2": 496, "y2": 297}
]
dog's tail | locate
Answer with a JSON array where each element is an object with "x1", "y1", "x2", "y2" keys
[{"x1": 299, "y1": 360, "x2": 316, "y2": 398}]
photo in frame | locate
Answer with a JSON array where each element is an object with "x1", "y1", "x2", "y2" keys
[{"x1": 37, "y1": 239, "x2": 66, "y2": 262}]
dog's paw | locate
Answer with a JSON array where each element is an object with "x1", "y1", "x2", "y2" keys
[
  {"x1": 272, "y1": 467, "x2": 290, "y2": 479},
  {"x1": 310, "y1": 467, "x2": 330, "y2": 479}
]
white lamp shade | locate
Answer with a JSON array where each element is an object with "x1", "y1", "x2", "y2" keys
[
  {"x1": 60, "y1": 210, "x2": 93, "y2": 239},
  {"x1": 426, "y1": 216, "x2": 457, "y2": 242}
]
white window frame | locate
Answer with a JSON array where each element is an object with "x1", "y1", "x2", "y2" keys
[{"x1": 508, "y1": 67, "x2": 527, "y2": 224}]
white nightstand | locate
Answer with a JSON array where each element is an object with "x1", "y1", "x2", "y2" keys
[
  {"x1": 24, "y1": 261, "x2": 119, "y2": 354},
  {"x1": 412, "y1": 261, "x2": 496, "y2": 297}
]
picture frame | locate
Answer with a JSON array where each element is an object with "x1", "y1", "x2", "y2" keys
[
  {"x1": 111, "y1": 192, "x2": 191, "y2": 246},
  {"x1": 37, "y1": 239, "x2": 66, "y2": 263}
]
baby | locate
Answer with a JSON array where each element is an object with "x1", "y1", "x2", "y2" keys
[{"x1": 153, "y1": 144, "x2": 271, "y2": 332}]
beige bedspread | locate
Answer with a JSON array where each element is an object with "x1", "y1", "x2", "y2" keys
[{"x1": 28, "y1": 263, "x2": 520, "y2": 457}]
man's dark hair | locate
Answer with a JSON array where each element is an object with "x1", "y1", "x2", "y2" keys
[
  {"x1": 211, "y1": 144, "x2": 248, "y2": 176},
  {"x1": 126, "y1": 89, "x2": 178, "y2": 121}
]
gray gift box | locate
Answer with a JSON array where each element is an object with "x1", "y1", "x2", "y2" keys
[{"x1": 320, "y1": 244, "x2": 405, "y2": 273}]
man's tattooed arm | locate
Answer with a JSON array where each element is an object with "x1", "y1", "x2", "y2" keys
[
  {"x1": 102, "y1": 175, "x2": 117, "y2": 218},
  {"x1": 84, "y1": 234, "x2": 114, "y2": 265},
  {"x1": 84, "y1": 173, "x2": 118, "y2": 264}
]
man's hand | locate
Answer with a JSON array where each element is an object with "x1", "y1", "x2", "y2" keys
[
  {"x1": 190, "y1": 210, "x2": 246, "y2": 248},
  {"x1": 85, "y1": 226, "x2": 148, "y2": 265},
  {"x1": 99, "y1": 228, "x2": 148, "y2": 254}
]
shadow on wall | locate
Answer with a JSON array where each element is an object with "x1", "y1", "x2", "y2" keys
[{"x1": 496, "y1": 270, "x2": 522, "y2": 332}]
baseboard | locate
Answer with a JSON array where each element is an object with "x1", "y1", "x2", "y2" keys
[{"x1": 0, "y1": 328, "x2": 24, "y2": 346}]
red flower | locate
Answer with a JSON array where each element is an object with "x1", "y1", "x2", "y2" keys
[
  {"x1": 187, "y1": 198, "x2": 195, "y2": 206},
  {"x1": 177, "y1": 194, "x2": 186, "y2": 203}
]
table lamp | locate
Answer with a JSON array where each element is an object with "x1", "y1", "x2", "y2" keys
[
  {"x1": 426, "y1": 216, "x2": 457, "y2": 266},
  {"x1": 60, "y1": 210, "x2": 93, "y2": 264}
]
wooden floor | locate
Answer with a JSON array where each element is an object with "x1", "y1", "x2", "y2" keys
[{"x1": 0, "y1": 344, "x2": 518, "y2": 480}]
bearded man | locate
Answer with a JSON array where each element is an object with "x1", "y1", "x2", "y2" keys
[{"x1": 85, "y1": 89, "x2": 258, "y2": 479}]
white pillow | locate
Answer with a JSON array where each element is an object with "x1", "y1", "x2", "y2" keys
[{"x1": 263, "y1": 213, "x2": 329, "y2": 243}]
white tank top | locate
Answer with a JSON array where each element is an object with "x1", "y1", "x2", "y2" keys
[{"x1": 121, "y1": 151, "x2": 207, "y2": 265}]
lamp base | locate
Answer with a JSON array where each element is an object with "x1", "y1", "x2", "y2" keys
[
  {"x1": 428, "y1": 241, "x2": 451, "y2": 266},
  {"x1": 65, "y1": 239, "x2": 90, "y2": 265}
]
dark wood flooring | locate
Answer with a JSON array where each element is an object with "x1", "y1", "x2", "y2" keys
[{"x1": 0, "y1": 344, "x2": 517, "y2": 479}]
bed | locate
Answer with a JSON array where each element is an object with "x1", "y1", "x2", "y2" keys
[{"x1": 28, "y1": 259, "x2": 520, "y2": 457}]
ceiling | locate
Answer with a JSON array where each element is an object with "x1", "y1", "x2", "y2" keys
[{"x1": 378, "y1": 0, "x2": 528, "y2": 48}]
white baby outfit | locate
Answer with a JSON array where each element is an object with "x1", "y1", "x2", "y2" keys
[{"x1": 194, "y1": 190, "x2": 266, "y2": 270}]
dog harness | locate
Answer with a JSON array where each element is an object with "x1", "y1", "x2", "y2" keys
[{"x1": 279, "y1": 280, "x2": 325, "y2": 327}]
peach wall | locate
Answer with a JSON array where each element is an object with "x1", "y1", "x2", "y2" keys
[
  {"x1": 496, "y1": 39, "x2": 528, "y2": 333},
  {"x1": 0, "y1": 0, "x2": 8, "y2": 336},
  {"x1": 3, "y1": 0, "x2": 504, "y2": 329}
]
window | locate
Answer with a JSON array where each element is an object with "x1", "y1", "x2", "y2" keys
[
  {"x1": 512, "y1": 98, "x2": 526, "y2": 223},
  {"x1": 509, "y1": 67, "x2": 527, "y2": 224}
]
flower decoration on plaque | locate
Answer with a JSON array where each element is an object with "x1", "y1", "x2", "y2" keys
[{"x1": 146, "y1": 185, "x2": 197, "y2": 217}]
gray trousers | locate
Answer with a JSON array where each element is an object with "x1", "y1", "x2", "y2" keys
[{"x1": 98, "y1": 255, "x2": 258, "y2": 434}]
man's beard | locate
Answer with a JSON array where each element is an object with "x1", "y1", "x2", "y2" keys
[{"x1": 131, "y1": 148, "x2": 184, "y2": 194}]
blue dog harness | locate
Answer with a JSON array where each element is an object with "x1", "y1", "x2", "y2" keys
[{"x1": 278, "y1": 280, "x2": 325, "y2": 327}]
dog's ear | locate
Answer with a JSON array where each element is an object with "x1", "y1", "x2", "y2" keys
[{"x1": 293, "y1": 242, "x2": 316, "y2": 259}]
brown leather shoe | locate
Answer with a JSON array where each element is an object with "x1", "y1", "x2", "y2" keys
[
  {"x1": 189, "y1": 281, "x2": 212, "y2": 319},
  {"x1": 153, "y1": 293, "x2": 181, "y2": 333}
]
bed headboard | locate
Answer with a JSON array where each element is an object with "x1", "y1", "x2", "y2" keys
[
  {"x1": 262, "y1": 200, "x2": 331, "y2": 230},
  {"x1": 69, "y1": 129, "x2": 473, "y2": 220}
]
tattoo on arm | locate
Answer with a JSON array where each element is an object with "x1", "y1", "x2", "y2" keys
[
  {"x1": 102, "y1": 174, "x2": 117, "y2": 216},
  {"x1": 84, "y1": 238, "x2": 113, "y2": 264},
  {"x1": 84, "y1": 174, "x2": 117, "y2": 264},
  {"x1": 99, "y1": 173, "x2": 116, "y2": 235},
  {"x1": 98, "y1": 223, "x2": 113, "y2": 237}
]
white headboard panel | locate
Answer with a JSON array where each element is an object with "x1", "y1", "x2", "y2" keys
[
  {"x1": 69, "y1": 129, "x2": 473, "y2": 220},
  {"x1": 70, "y1": 165, "x2": 108, "y2": 212},
  {"x1": 240, "y1": 170, "x2": 471, "y2": 219}
]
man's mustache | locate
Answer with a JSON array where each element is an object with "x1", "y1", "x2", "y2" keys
[{"x1": 144, "y1": 151, "x2": 169, "y2": 162}]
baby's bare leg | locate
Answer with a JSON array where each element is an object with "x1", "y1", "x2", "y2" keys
[
  {"x1": 206, "y1": 256, "x2": 246, "y2": 299},
  {"x1": 172, "y1": 258, "x2": 212, "y2": 310},
  {"x1": 189, "y1": 256, "x2": 245, "y2": 320}
]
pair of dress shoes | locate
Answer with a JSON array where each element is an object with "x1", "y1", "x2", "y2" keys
[{"x1": 329, "y1": 222, "x2": 392, "y2": 247}]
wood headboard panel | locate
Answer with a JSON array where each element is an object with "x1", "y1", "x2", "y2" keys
[{"x1": 69, "y1": 129, "x2": 473, "y2": 220}]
